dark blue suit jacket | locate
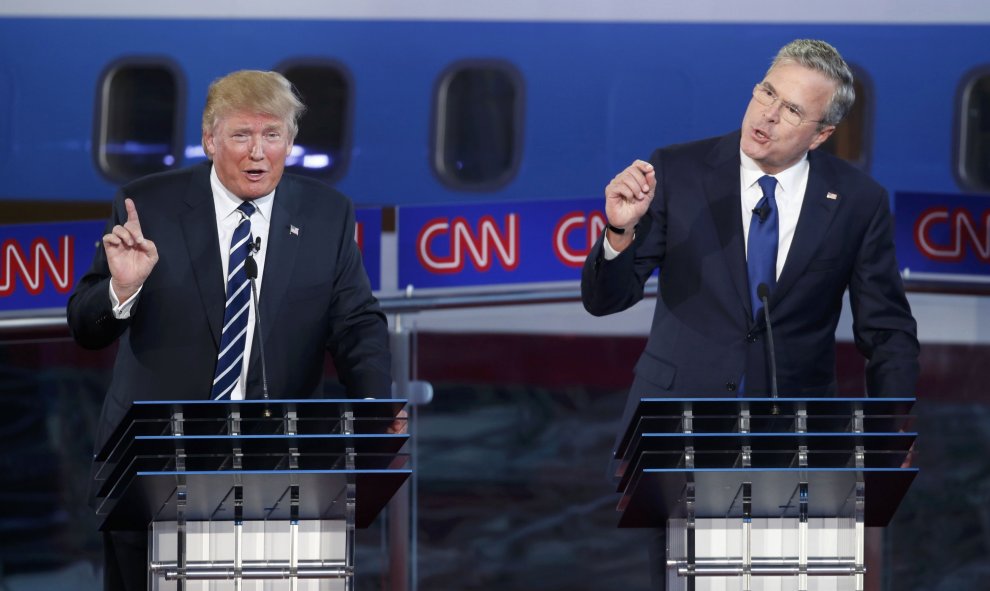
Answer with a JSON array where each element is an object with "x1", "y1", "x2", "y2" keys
[
  {"x1": 582, "y1": 132, "x2": 919, "y2": 441},
  {"x1": 68, "y1": 163, "x2": 391, "y2": 453}
]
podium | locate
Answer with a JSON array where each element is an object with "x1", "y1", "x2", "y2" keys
[
  {"x1": 614, "y1": 398, "x2": 917, "y2": 591},
  {"x1": 94, "y1": 399, "x2": 410, "y2": 590}
]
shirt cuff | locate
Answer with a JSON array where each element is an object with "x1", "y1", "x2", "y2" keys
[
  {"x1": 602, "y1": 231, "x2": 622, "y2": 261},
  {"x1": 109, "y1": 282, "x2": 142, "y2": 319}
]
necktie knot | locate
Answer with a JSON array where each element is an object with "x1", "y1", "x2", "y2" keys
[
  {"x1": 238, "y1": 201, "x2": 256, "y2": 219},
  {"x1": 757, "y1": 175, "x2": 777, "y2": 200}
]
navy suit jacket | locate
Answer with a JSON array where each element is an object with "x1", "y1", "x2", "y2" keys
[
  {"x1": 582, "y1": 131, "x2": 919, "y2": 441},
  {"x1": 68, "y1": 163, "x2": 391, "y2": 454}
]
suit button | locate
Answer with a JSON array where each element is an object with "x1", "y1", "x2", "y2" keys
[{"x1": 725, "y1": 381, "x2": 737, "y2": 392}]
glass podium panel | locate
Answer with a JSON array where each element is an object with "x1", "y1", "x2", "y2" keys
[{"x1": 151, "y1": 520, "x2": 347, "y2": 591}]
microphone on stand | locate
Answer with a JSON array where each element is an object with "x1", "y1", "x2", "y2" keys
[
  {"x1": 245, "y1": 238, "x2": 271, "y2": 416},
  {"x1": 757, "y1": 283, "x2": 779, "y2": 415}
]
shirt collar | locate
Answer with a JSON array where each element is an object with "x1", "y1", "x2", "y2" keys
[
  {"x1": 209, "y1": 165, "x2": 275, "y2": 222},
  {"x1": 739, "y1": 149, "x2": 809, "y2": 199}
]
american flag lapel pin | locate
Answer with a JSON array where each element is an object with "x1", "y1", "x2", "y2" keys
[
  {"x1": 826, "y1": 192, "x2": 838, "y2": 200},
  {"x1": 289, "y1": 224, "x2": 300, "y2": 236}
]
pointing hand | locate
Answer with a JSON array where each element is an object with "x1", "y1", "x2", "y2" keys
[{"x1": 103, "y1": 198, "x2": 159, "y2": 302}]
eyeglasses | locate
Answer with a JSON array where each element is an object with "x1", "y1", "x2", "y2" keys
[{"x1": 752, "y1": 83, "x2": 824, "y2": 127}]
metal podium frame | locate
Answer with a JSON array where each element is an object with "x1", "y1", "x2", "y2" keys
[
  {"x1": 93, "y1": 399, "x2": 410, "y2": 590},
  {"x1": 614, "y1": 397, "x2": 917, "y2": 591}
]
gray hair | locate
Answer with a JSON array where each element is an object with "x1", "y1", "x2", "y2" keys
[{"x1": 768, "y1": 39, "x2": 855, "y2": 129}]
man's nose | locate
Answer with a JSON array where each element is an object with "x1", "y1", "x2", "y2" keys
[
  {"x1": 249, "y1": 137, "x2": 264, "y2": 159},
  {"x1": 762, "y1": 101, "x2": 781, "y2": 123}
]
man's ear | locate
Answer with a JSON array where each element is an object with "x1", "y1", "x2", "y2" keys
[
  {"x1": 203, "y1": 133, "x2": 216, "y2": 159},
  {"x1": 809, "y1": 125, "x2": 836, "y2": 151}
]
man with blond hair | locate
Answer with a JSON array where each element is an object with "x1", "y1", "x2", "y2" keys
[{"x1": 69, "y1": 70, "x2": 391, "y2": 591}]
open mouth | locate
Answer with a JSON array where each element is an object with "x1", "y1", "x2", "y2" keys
[
  {"x1": 752, "y1": 127, "x2": 772, "y2": 143},
  {"x1": 244, "y1": 169, "x2": 267, "y2": 181}
]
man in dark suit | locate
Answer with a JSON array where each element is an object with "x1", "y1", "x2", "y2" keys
[
  {"x1": 581, "y1": 40, "x2": 919, "y2": 588},
  {"x1": 67, "y1": 70, "x2": 392, "y2": 591}
]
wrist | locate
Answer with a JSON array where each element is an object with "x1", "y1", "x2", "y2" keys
[
  {"x1": 605, "y1": 226, "x2": 635, "y2": 253},
  {"x1": 606, "y1": 222, "x2": 629, "y2": 235},
  {"x1": 110, "y1": 279, "x2": 138, "y2": 302}
]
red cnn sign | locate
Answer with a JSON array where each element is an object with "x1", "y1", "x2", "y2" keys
[
  {"x1": 914, "y1": 207, "x2": 990, "y2": 263},
  {"x1": 553, "y1": 210, "x2": 607, "y2": 268},
  {"x1": 416, "y1": 214, "x2": 519, "y2": 274},
  {"x1": 0, "y1": 236, "x2": 75, "y2": 297}
]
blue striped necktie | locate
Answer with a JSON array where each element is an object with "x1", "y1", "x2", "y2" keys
[
  {"x1": 747, "y1": 175, "x2": 778, "y2": 320},
  {"x1": 212, "y1": 201, "x2": 256, "y2": 400}
]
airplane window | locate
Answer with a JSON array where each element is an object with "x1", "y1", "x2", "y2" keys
[
  {"x1": 278, "y1": 61, "x2": 351, "y2": 182},
  {"x1": 818, "y1": 65, "x2": 871, "y2": 171},
  {"x1": 956, "y1": 70, "x2": 990, "y2": 192},
  {"x1": 433, "y1": 62, "x2": 522, "y2": 190},
  {"x1": 96, "y1": 61, "x2": 183, "y2": 183}
]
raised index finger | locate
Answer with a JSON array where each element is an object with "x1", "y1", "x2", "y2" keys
[
  {"x1": 123, "y1": 198, "x2": 145, "y2": 242},
  {"x1": 124, "y1": 198, "x2": 140, "y2": 224}
]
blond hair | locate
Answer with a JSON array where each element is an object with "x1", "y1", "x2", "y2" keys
[{"x1": 201, "y1": 70, "x2": 305, "y2": 155}]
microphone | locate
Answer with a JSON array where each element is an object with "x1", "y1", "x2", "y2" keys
[
  {"x1": 752, "y1": 202, "x2": 771, "y2": 223},
  {"x1": 757, "y1": 283, "x2": 780, "y2": 413},
  {"x1": 245, "y1": 238, "x2": 270, "y2": 406}
]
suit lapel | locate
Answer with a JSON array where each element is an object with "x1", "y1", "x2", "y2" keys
[
  {"x1": 773, "y1": 151, "x2": 841, "y2": 305},
  {"x1": 703, "y1": 132, "x2": 752, "y2": 319},
  {"x1": 179, "y1": 164, "x2": 225, "y2": 347},
  {"x1": 260, "y1": 178, "x2": 302, "y2": 344}
]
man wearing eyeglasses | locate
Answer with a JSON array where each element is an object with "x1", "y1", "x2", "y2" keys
[{"x1": 582, "y1": 39, "x2": 919, "y2": 588}]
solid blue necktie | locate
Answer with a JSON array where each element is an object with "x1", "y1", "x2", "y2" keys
[
  {"x1": 747, "y1": 175, "x2": 778, "y2": 320},
  {"x1": 212, "y1": 201, "x2": 256, "y2": 400}
]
